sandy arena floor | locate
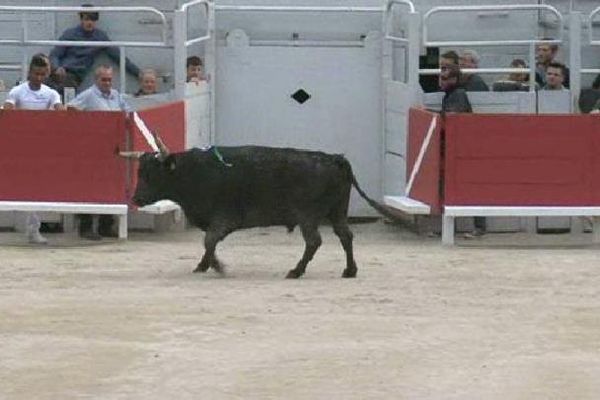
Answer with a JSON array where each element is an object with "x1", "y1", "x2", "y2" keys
[{"x1": 2, "y1": 222, "x2": 600, "y2": 399}]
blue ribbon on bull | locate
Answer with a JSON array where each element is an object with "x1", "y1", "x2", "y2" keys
[{"x1": 199, "y1": 146, "x2": 233, "y2": 167}]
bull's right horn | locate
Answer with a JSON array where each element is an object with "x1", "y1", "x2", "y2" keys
[
  {"x1": 119, "y1": 151, "x2": 145, "y2": 159},
  {"x1": 152, "y1": 132, "x2": 170, "y2": 159}
]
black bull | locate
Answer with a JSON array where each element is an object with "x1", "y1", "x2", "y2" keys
[{"x1": 130, "y1": 146, "x2": 396, "y2": 278}]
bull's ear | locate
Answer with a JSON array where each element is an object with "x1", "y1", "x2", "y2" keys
[{"x1": 163, "y1": 154, "x2": 177, "y2": 172}]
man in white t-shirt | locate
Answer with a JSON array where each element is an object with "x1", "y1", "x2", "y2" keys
[{"x1": 3, "y1": 54, "x2": 63, "y2": 244}]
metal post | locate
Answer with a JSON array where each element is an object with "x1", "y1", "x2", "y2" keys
[
  {"x1": 206, "y1": 1, "x2": 217, "y2": 144},
  {"x1": 407, "y1": 13, "x2": 420, "y2": 91},
  {"x1": 569, "y1": 12, "x2": 582, "y2": 112},
  {"x1": 173, "y1": 9, "x2": 187, "y2": 100},
  {"x1": 20, "y1": 12, "x2": 27, "y2": 83},
  {"x1": 119, "y1": 47, "x2": 126, "y2": 94},
  {"x1": 529, "y1": 43, "x2": 536, "y2": 93}
]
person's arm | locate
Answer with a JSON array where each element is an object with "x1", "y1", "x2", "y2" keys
[
  {"x1": 119, "y1": 93, "x2": 133, "y2": 114},
  {"x1": 50, "y1": 89, "x2": 64, "y2": 110},
  {"x1": 100, "y1": 30, "x2": 141, "y2": 77},
  {"x1": 49, "y1": 29, "x2": 73, "y2": 70},
  {"x1": 3, "y1": 87, "x2": 19, "y2": 109},
  {"x1": 67, "y1": 90, "x2": 88, "y2": 110}
]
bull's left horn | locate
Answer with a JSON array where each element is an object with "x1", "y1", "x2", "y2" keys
[{"x1": 119, "y1": 151, "x2": 145, "y2": 159}]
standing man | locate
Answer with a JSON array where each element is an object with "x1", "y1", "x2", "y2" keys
[
  {"x1": 535, "y1": 40, "x2": 570, "y2": 89},
  {"x1": 68, "y1": 64, "x2": 131, "y2": 240},
  {"x1": 48, "y1": 4, "x2": 140, "y2": 95},
  {"x1": 3, "y1": 54, "x2": 64, "y2": 244},
  {"x1": 439, "y1": 64, "x2": 485, "y2": 238}
]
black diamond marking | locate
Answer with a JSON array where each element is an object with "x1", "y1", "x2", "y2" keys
[{"x1": 291, "y1": 89, "x2": 311, "y2": 104}]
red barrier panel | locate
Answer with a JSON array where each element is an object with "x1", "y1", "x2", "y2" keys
[
  {"x1": 132, "y1": 101, "x2": 186, "y2": 153},
  {"x1": 407, "y1": 108, "x2": 442, "y2": 213},
  {"x1": 444, "y1": 114, "x2": 600, "y2": 206},
  {"x1": 0, "y1": 110, "x2": 127, "y2": 203}
]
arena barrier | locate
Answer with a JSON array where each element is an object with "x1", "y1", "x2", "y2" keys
[
  {"x1": 384, "y1": 107, "x2": 441, "y2": 214},
  {"x1": 0, "y1": 101, "x2": 186, "y2": 239},
  {"x1": 385, "y1": 108, "x2": 600, "y2": 245}
]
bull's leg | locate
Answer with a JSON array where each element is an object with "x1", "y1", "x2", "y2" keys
[
  {"x1": 332, "y1": 221, "x2": 357, "y2": 278},
  {"x1": 210, "y1": 256, "x2": 225, "y2": 275},
  {"x1": 286, "y1": 223, "x2": 322, "y2": 279},
  {"x1": 194, "y1": 228, "x2": 231, "y2": 273}
]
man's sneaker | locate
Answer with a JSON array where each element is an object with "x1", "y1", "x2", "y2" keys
[
  {"x1": 463, "y1": 229, "x2": 485, "y2": 239},
  {"x1": 27, "y1": 230, "x2": 48, "y2": 245}
]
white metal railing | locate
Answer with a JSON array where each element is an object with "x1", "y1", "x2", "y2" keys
[
  {"x1": 173, "y1": 0, "x2": 215, "y2": 100},
  {"x1": 0, "y1": 5, "x2": 169, "y2": 94},
  {"x1": 181, "y1": 0, "x2": 212, "y2": 47},
  {"x1": 422, "y1": 5, "x2": 565, "y2": 92},
  {"x1": 582, "y1": 7, "x2": 600, "y2": 78},
  {"x1": 423, "y1": 5, "x2": 564, "y2": 47},
  {"x1": 214, "y1": 5, "x2": 384, "y2": 13},
  {"x1": 384, "y1": 0, "x2": 417, "y2": 44}
]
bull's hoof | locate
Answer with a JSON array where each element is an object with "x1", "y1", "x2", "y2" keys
[
  {"x1": 285, "y1": 269, "x2": 303, "y2": 279},
  {"x1": 193, "y1": 262, "x2": 210, "y2": 273},
  {"x1": 341, "y1": 268, "x2": 357, "y2": 278}
]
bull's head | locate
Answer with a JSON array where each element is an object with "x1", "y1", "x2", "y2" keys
[{"x1": 119, "y1": 133, "x2": 176, "y2": 206}]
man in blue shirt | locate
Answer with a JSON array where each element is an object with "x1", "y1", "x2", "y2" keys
[
  {"x1": 48, "y1": 4, "x2": 140, "y2": 95},
  {"x1": 68, "y1": 64, "x2": 131, "y2": 240}
]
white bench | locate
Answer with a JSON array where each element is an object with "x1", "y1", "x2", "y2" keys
[
  {"x1": 384, "y1": 195, "x2": 431, "y2": 215},
  {"x1": 0, "y1": 201, "x2": 129, "y2": 239},
  {"x1": 443, "y1": 206, "x2": 600, "y2": 245}
]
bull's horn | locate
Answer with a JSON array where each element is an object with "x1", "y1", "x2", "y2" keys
[
  {"x1": 119, "y1": 151, "x2": 145, "y2": 159},
  {"x1": 153, "y1": 132, "x2": 170, "y2": 159}
]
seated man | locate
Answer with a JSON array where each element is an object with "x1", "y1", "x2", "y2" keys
[
  {"x1": 135, "y1": 68, "x2": 159, "y2": 97},
  {"x1": 68, "y1": 64, "x2": 131, "y2": 240},
  {"x1": 3, "y1": 54, "x2": 64, "y2": 244},
  {"x1": 541, "y1": 62, "x2": 567, "y2": 91},
  {"x1": 458, "y1": 49, "x2": 489, "y2": 91},
  {"x1": 186, "y1": 56, "x2": 205, "y2": 83},
  {"x1": 48, "y1": 4, "x2": 140, "y2": 95}
]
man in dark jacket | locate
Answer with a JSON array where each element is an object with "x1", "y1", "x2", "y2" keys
[
  {"x1": 440, "y1": 64, "x2": 472, "y2": 113},
  {"x1": 440, "y1": 64, "x2": 485, "y2": 238},
  {"x1": 48, "y1": 4, "x2": 140, "y2": 95}
]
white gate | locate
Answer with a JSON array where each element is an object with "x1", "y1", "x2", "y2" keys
[{"x1": 213, "y1": 5, "x2": 388, "y2": 216}]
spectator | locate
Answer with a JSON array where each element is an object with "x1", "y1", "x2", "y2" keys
[
  {"x1": 135, "y1": 68, "x2": 159, "y2": 97},
  {"x1": 2, "y1": 54, "x2": 63, "y2": 244},
  {"x1": 439, "y1": 64, "x2": 485, "y2": 238},
  {"x1": 458, "y1": 49, "x2": 489, "y2": 91},
  {"x1": 0, "y1": 78, "x2": 5, "y2": 91},
  {"x1": 440, "y1": 64, "x2": 471, "y2": 113},
  {"x1": 439, "y1": 50, "x2": 459, "y2": 69},
  {"x1": 48, "y1": 4, "x2": 141, "y2": 95},
  {"x1": 592, "y1": 74, "x2": 600, "y2": 90},
  {"x1": 68, "y1": 64, "x2": 131, "y2": 240},
  {"x1": 508, "y1": 58, "x2": 529, "y2": 83},
  {"x1": 541, "y1": 62, "x2": 567, "y2": 91},
  {"x1": 535, "y1": 40, "x2": 570, "y2": 88},
  {"x1": 186, "y1": 56, "x2": 205, "y2": 83}
]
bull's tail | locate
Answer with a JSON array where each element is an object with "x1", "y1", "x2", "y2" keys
[{"x1": 337, "y1": 156, "x2": 399, "y2": 221}]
